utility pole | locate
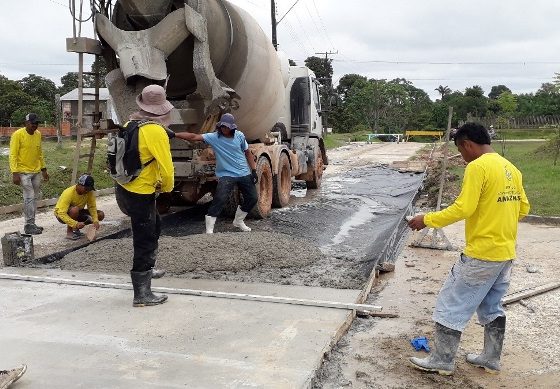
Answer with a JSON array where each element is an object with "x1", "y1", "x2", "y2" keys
[
  {"x1": 271, "y1": 0, "x2": 278, "y2": 50},
  {"x1": 315, "y1": 51, "x2": 337, "y2": 136}
]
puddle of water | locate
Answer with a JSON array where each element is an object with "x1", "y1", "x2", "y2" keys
[{"x1": 290, "y1": 188, "x2": 307, "y2": 198}]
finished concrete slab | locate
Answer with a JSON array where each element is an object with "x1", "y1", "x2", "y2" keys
[{"x1": 0, "y1": 268, "x2": 361, "y2": 388}]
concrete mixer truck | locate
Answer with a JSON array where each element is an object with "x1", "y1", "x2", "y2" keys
[{"x1": 90, "y1": 0, "x2": 327, "y2": 217}]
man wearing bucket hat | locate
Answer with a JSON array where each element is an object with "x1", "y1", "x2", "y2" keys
[
  {"x1": 9, "y1": 113, "x2": 49, "y2": 235},
  {"x1": 115, "y1": 84, "x2": 175, "y2": 307},
  {"x1": 174, "y1": 112, "x2": 258, "y2": 233},
  {"x1": 54, "y1": 174, "x2": 104, "y2": 240}
]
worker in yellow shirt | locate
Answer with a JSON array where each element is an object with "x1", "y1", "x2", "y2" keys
[
  {"x1": 407, "y1": 122, "x2": 530, "y2": 376},
  {"x1": 115, "y1": 84, "x2": 174, "y2": 307},
  {"x1": 54, "y1": 174, "x2": 104, "y2": 240},
  {"x1": 9, "y1": 113, "x2": 49, "y2": 235}
]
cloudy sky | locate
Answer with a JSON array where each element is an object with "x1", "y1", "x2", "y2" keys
[{"x1": 1, "y1": 0, "x2": 559, "y2": 100}]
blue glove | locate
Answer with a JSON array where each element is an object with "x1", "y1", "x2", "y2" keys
[{"x1": 410, "y1": 336, "x2": 430, "y2": 352}]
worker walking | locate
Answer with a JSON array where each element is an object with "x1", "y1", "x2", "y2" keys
[
  {"x1": 115, "y1": 84, "x2": 174, "y2": 307},
  {"x1": 175, "y1": 113, "x2": 258, "y2": 233},
  {"x1": 54, "y1": 174, "x2": 104, "y2": 240},
  {"x1": 9, "y1": 113, "x2": 49, "y2": 235},
  {"x1": 407, "y1": 122, "x2": 530, "y2": 375}
]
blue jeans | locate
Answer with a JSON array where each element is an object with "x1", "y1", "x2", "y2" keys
[
  {"x1": 433, "y1": 254, "x2": 513, "y2": 332},
  {"x1": 207, "y1": 175, "x2": 258, "y2": 217}
]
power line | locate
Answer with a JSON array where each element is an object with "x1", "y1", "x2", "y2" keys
[
  {"x1": 310, "y1": 0, "x2": 335, "y2": 50},
  {"x1": 332, "y1": 59, "x2": 560, "y2": 65}
]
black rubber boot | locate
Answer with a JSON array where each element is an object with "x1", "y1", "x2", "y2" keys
[
  {"x1": 130, "y1": 270, "x2": 168, "y2": 307},
  {"x1": 409, "y1": 323, "x2": 462, "y2": 375},
  {"x1": 466, "y1": 316, "x2": 506, "y2": 374}
]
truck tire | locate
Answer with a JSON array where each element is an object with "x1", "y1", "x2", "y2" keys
[
  {"x1": 251, "y1": 156, "x2": 273, "y2": 218},
  {"x1": 221, "y1": 187, "x2": 239, "y2": 218},
  {"x1": 306, "y1": 149, "x2": 324, "y2": 189},
  {"x1": 272, "y1": 153, "x2": 291, "y2": 208}
]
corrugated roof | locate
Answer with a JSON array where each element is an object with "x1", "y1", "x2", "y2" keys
[{"x1": 60, "y1": 88, "x2": 111, "y2": 101}]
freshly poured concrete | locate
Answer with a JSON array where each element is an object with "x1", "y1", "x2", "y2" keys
[{"x1": 0, "y1": 268, "x2": 360, "y2": 388}]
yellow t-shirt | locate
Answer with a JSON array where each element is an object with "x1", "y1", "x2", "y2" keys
[
  {"x1": 424, "y1": 152, "x2": 530, "y2": 261},
  {"x1": 9, "y1": 127, "x2": 46, "y2": 173},
  {"x1": 54, "y1": 185, "x2": 98, "y2": 228},
  {"x1": 119, "y1": 123, "x2": 174, "y2": 194}
]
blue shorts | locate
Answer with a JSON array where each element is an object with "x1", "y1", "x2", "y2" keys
[{"x1": 433, "y1": 254, "x2": 513, "y2": 332}]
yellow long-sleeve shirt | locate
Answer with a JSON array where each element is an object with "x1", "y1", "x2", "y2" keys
[
  {"x1": 54, "y1": 185, "x2": 98, "y2": 229},
  {"x1": 119, "y1": 122, "x2": 174, "y2": 194},
  {"x1": 9, "y1": 127, "x2": 46, "y2": 173},
  {"x1": 424, "y1": 152, "x2": 530, "y2": 261}
]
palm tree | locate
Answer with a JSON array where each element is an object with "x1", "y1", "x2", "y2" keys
[{"x1": 435, "y1": 85, "x2": 451, "y2": 100}]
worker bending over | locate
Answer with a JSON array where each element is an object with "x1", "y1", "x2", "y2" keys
[
  {"x1": 407, "y1": 122, "x2": 530, "y2": 375},
  {"x1": 54, "y1": 174, "x2": 104, "y2": 240},
  {"x1": 175, "y1": 113, "x2": 258, "y2": 234}
]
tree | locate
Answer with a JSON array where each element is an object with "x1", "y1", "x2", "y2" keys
[
  {"x1": 304, "y1": 56, "x2": 333, "y2": 82},
  {"x1": 497, "y1": 91, "x2": 517, "y2": 115},
  {"x1": 18, "y1": 74, "x2": 57, "y2": 103},
  {"x1": 335, "y1": 74, "x2": 367, "y2": 101},
  {"x1": 488, "y1": 85, "x2": 511, "y2": 99},
  {"x1": 288, "y1": 59, "x2": 297, "y2": 66},
  {"x1": 435, "y1": 85, "x2": 451, "y2": 100}
]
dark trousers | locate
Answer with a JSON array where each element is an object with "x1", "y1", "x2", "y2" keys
[
  {"x1": 115, "y1": 185, "x2": 161, "y2": 272},
  {"x1": 207, "y1": 175, "x2": 258, "y2": 217}
]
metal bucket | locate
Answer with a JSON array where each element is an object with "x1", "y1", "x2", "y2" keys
[{"x1": 1, "y1": 232, "x2": 34, "y2": 266}]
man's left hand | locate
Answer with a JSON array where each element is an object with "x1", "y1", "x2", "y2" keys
[
  {"x1": 93, "y1": 221, "x2": 100, "y2": 230},
  {"x1": 408, "y1": 214, "x2": 427, "y2": 230},
  {"x1": 251, "y1": 169, "x2": 258, "y2": 184},
  {"x1": 42, "y1": 170, "x2": 49, "y2": 182}
]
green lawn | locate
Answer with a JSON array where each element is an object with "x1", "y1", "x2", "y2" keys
[
  {"x1": 448, "y1": 141, "x2": 559, "y2": 216},
  {"x1": 0, "y1": 138, "x2": 113, "y2": 207}
]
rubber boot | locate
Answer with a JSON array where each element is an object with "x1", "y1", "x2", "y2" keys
[
  {"x1": 232, "y1": 206, "x2": 251, "y2": 232},
  {"x1": 24, "y1": 224, "x2": 42, "y2": 235},
  {"x1": 205, "y1": 215, "x2": 216, "y2": 234},
  {"x1": 466, "y1": 316, "x2": 506, "y2": 374},
  {"x1": 0, "y1": 364, "x2": 27, "y2": 389},
  {"x1": 409, "y1": 323, "x2": 462, "y2": 376},
  {"x1": 130, "y1": 270, "x2": 168, "y2": 307}
]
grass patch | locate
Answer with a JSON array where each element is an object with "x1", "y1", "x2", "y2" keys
[
  {"x1": 0, "y1": 138, "x2": 113, "y2": 207},
  {"x1": 444, "y1": 141, "x2": 560, "y2": 216},
  {"x1": 495, "y1": 128, "x2": 557, "y2": 140},
  {"x1": 324, "y1": 131, "x2": 381, "y2": 149}
]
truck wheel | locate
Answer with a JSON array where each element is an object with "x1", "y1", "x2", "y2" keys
[
  {"x1": 251, "y1": 156, "x2": 273, "y2": 218},
  {"x1": 221, "y1": 188, "x2": 239, "y2": 218},
  {"x1": 272, "y1": 153, "x2": 291, "y2": 208},
  {"x1": 306, "y1": 149, "x2": 324, "y2": 189}
]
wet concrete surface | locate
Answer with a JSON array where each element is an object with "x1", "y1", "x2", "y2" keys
[{"x1": 145, "y1": 165, "x2": 425, "y2": 289}]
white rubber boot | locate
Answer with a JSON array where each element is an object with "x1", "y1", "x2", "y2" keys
[
  {"x1": 232, "y1": 206, "x2": 251, "y2": 232},
  {"x1": 205, "y1": 215, "x2": 217, "y2": 234}
]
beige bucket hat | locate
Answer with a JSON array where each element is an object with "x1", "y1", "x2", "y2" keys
[{"x1": 135, "y1": 84, "x2": 174, "y2": 116}]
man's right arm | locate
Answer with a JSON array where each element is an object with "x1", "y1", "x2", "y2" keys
[
  {"x1": 175, "y1": 132, "x2": 204, "y2": 142},
  {"x1": 9, "y1": 132, "x2": 20, "y2": 184}
]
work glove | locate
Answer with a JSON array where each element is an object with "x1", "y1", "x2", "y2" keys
[{"x1": 251, "y1": 169, "x2": 258, "y2": 184}]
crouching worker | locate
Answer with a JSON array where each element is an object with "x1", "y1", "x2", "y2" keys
[
  {"x1": 54, "y1": 174, "x2": 104, "y2": 240},
  {"x1": 174, "y1": 113, "x2": 258, "y2": 233}
]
